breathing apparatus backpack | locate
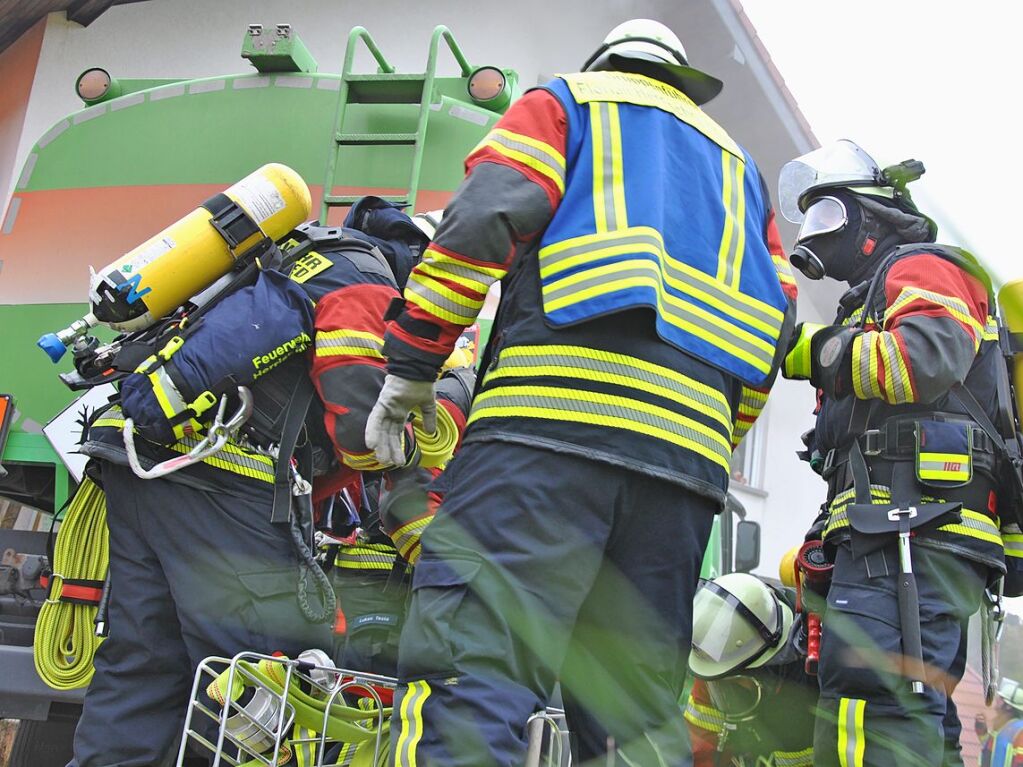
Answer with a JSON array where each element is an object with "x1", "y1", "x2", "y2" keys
[
  {"x1": 118, "y1": 268, "x2": 314, "y2": 446},
  {"x1": 861, "y1": 245, "x2": 1023, "y2": 542}
]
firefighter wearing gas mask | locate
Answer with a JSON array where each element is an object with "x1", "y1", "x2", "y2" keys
[{"x1": 779, "y1": 140, "x2": 1022, "y2": 767}]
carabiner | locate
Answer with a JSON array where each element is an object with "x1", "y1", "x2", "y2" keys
[{"x1": 123, "y1": 387, "x2": 254, "y2": 479}]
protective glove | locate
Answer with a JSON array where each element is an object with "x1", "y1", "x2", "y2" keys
[
  {"x1": 365, "y1": 375, "x2": 437, "y2": 468},
  {"x1": 783, "y1": 323, "x2": 825, "y2": 380}
]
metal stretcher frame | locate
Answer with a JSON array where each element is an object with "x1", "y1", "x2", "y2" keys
[{"x1": 177, "y1": 651, "x2": 570, "y2": 767}]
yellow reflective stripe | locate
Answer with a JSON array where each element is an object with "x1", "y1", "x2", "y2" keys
[
  {"x1": 607, "y1": 103, "x2": 628, "y2": 229},
  {"x1": 878, "y1": 334, "x2": 905, "y2": 404},
  {"x1": 489, "y1": 128, "x2": 565, "y2": 172},
  {"x1": 887, "y1": 334, "x2": 915, "y2": 403},
  {"x1": 337, "y1": 544, "x2": 398, "y2": 571},
  {"x1": 92, "y1": 408, "x2": 274, "y2": 482},
  {"x1": 852, "y1": 335, "x2": 869, "y2": 399},
  {"x1": 315, "y1": 329, "x2": 385, "y2": 359},
  {"x1": 1004, "y1": 534, "x2": 1023, "y2": 558},
  {"x1": 396, "y1": 680, "x2": 432, "y2": 767},
  {"x1": 774, "y1": 747, "x2": 814, "y2": 767},
  {"x1": 683, "y1": 695, "x2": 725, "y2": 734},
  {"x1": 172, "y1": 435, "x2": 275, "y2": 482},
  {"x1": 591, "y1": 103, "x2": 608, "y2": 232},
  {"x1": 292, "y1": 726, "x2": 316, "y2": 767},
  {"x1": 539, "y1": 227, "x2": 784, "y2": 332},
  {"x1": 918, "y1": 452, "x2": 971, "y2": 482},
  {"x1": 473, "y1": 127, "x2": 566, "y2": 193},
  {"x1": 772, "y1": 254, "x2": 797, "y2": 286},
  {"x1": 939, "y1": 509, "x2": 1001, "y2": 546},
  {"x1": 733, "y1": 385, "x2": 767, "y2": 447},
  {"x1": 392, "y1": 516, "x2": 432, "y2": 561},
  {"x1": 561, "y1": 71, "x2": 744, "y2": 159},
  {"x1": 838, "y1": 697, "x2": 866, "y2": 767},
  {"x1": 542, "y1": 258, "x2": 776, "y2": 376},
  {"x1": 483, "y1": 344, "x2": 733, "y2": 432},
  {"x1": 827, "y1": 487, "x2": 1003, "y2": 547},
  {"x1": 887, "y1": 286, "x2": 984, "y2": 340},
  {"x1": 716, "y1": 151, "x2": 747, "y2": 290},
  {"x1": 590, "y1": 103, "x2": 628, "y2": 231},
  {"x1": 478, "y1": 134, "x2": 566, "y2": 194},
  {"x1": 416, "y1": 258, "x2": 500, "y2": 295},
  {"x1": 983, "y1": 318, "x2": 1000, "y2": 341},
  {"x1": 468, "y1": 384, "x2": 732, "y2": 472}
]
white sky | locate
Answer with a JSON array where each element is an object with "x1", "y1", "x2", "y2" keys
[
  {"x1": 740, "y1": 0, "x2": 1021, "y2": 287},
  {"x1": 740, "y1": 2, "x2": 1023, "y2": 613}
]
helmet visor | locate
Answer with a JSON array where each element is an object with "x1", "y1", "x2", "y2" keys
[
  {"x1": 779, "y1": 140, "x2": 881, "y2": 223},
  {"x1": 797, "y1": 196, "x2": 847, "y2": 242},
  {"x1": 690, "y1": 584, "x2": 778, "y2": 677}
]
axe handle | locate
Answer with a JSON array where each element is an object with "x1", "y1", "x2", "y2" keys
[{"x1": 898, "y1": 569, "x2": 926, "y2": 693}]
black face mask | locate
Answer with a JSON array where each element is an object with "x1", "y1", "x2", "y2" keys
[{"x1": 791, "y1": 191, "x2": 933, "y2": 285}]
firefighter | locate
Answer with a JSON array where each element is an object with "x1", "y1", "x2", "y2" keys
[
  {"x1": 778, "y1": 140, "x2": 1022, "y2": 766},
  {"x1": 365, "y1": 18, "x2": 798, "y2": 766},
  {"x1": 686, "y1": 573, "x2": 817, "y2": 767},
  {"x1": 67, "y1": 197, "x2": 434, "y2": 766},
  {"x1": 978, "y1": 678, "x2": 1023, "y2": 767},
  {"x1": 685, "y1": 572, "x2": 969, "y2": 767}
]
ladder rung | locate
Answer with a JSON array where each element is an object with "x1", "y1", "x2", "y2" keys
[
  {"x1": 336, "y1": 132, "x2": 418, "y2": 145},
  {"x1": 324, "y1": 194, "x2": 409, "y2": 207},
  {"x1": 344, "y1": 77, "x2": 427, "y2": 104}
]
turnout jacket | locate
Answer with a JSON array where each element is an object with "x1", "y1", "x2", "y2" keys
[
  {"x1": 811, "y1": 247, "x2": 1021, "y2": 571},
  {"x1": 383, "y1": 72, "x2": 797, "y2": 501}
]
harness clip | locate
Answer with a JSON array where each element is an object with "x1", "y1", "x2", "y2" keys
[{"x1": 887, "y1": 506, "x2": 918, "y2": 522}]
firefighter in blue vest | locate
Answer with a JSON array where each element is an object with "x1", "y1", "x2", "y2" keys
[
  {"x1": 365, "y1": 18, "x2": 798, "y2": 766},
  {"x1": 979, "y1": 678, "x2": 1023, "y2": 767},
  {"x1": 778, "y1": 140, "x2": 1023, "y2": 766}
]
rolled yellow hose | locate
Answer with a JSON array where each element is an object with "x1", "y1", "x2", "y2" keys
[
  {"x1": 412, "y1": 403, "x2": 458, "y2": 469},
  {"x1": 33, "y1": 477, "x2": 109, "y2": 689}
]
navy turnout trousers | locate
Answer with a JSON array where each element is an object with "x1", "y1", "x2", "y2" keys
[
  {"x1": 389, "y1": 442, "x2": 716, "y2": 767},
  {"x1": 814, "y1": 543, "x2": 987, "y2": 767},
  {"x1": 69, "y1": 462, "x2": 331, "y2": 767}
]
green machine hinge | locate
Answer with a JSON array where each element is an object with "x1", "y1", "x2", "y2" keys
[{"x1": 242, "y1": 23, "x2": 318, "y2": 73}]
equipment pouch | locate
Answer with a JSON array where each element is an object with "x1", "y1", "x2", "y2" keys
[
  {"x1": 120, "y1": 269, "x2": 314, "y2": 445},
  {"x1": 915, "y1": 419, "x2": 973, "y2": 489}
]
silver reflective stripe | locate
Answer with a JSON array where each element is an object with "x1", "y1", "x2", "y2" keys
[
  {"x1": 174, "y1": 434, "x2": 273, "y2": 475},
  {"x1": 485, "y1": 345, "x2": 732, "y2": 431},
  {"x1": 315, "y1": 335, "x2": 383, "y2": 354},
  {"x1": 406, "y1": 279, "x2": 479, "y2": 322},
  {"x1": 543, "y1": 260, "x2": 774, "y2": 371},
  {"x1": 470, "y1": 386, "x2": 731, "y2": 467},
  {"x1": 882, "y1": 334, "x2": 909, "y2": 402},
  {"x1": 857, "y1": 335, "x2": 873, "y2": 396},
  {"x1": 720, "y1": 152, "x2": 745, "y2": 287},
  {"x1": 596, "y1": 102, "x2": 618, "y2": 230},
  {"x1": 775, "y1": 747, "x2": 814, "y2": 766},
  {"x1": 1005, "y1": 536, "x2": 1023, "y2": 558},
  {"x1": 487, "y1": 131, "x2": 565, "y2": 188},
  {"x1": 540, "y1": 231, "x2": 782, "y2": 334}
]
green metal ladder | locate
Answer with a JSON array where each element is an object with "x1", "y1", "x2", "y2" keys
[{"x1": 320, "y1": 25, "x2": 475, "y2": 221}]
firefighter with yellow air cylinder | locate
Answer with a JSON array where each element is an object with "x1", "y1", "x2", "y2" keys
[
  {"x1": 778, "y1": 139, "x2": 1023, "y2": 767},
  {"x1": 40, "y1": 161, "x2": 461, "y2": 765}
]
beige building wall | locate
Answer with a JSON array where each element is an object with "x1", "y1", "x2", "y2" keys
[{"x1": 4, "y1": 0, "x2": 830, "y2": 575}]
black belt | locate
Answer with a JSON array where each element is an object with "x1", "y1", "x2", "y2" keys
[{"x1": 822, "y1": 417, "x2": 995, "y2": 482}]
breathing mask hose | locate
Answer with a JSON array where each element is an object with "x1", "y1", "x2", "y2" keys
[{"x1": 34, "y1": 477, "x2": 109, "y2": 689}]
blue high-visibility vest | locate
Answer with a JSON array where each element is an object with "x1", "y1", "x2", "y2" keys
[{"x1": 538, "y1": 71, "x2": 787, "y2": 386}]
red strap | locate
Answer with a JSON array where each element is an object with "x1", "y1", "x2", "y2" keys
[{"x1": 40, "y1": 575, "x2": 104, "y2": 605}]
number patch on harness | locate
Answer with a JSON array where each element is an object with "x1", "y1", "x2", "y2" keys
[{"x1": 290, "y1": 251, "x2": 333, "y2": 284}]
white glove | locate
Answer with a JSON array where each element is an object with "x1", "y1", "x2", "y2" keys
[{"x1": 365, "y1": 375, "x2": 437, "y2": 467}]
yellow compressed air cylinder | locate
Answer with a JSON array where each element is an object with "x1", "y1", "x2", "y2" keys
[
  {"x1": 90, "y1": 163, "x2": 312, "y2": 332},
  {"x1": 999, "y1": 279, "x2": 1023, "y2": 419}
]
